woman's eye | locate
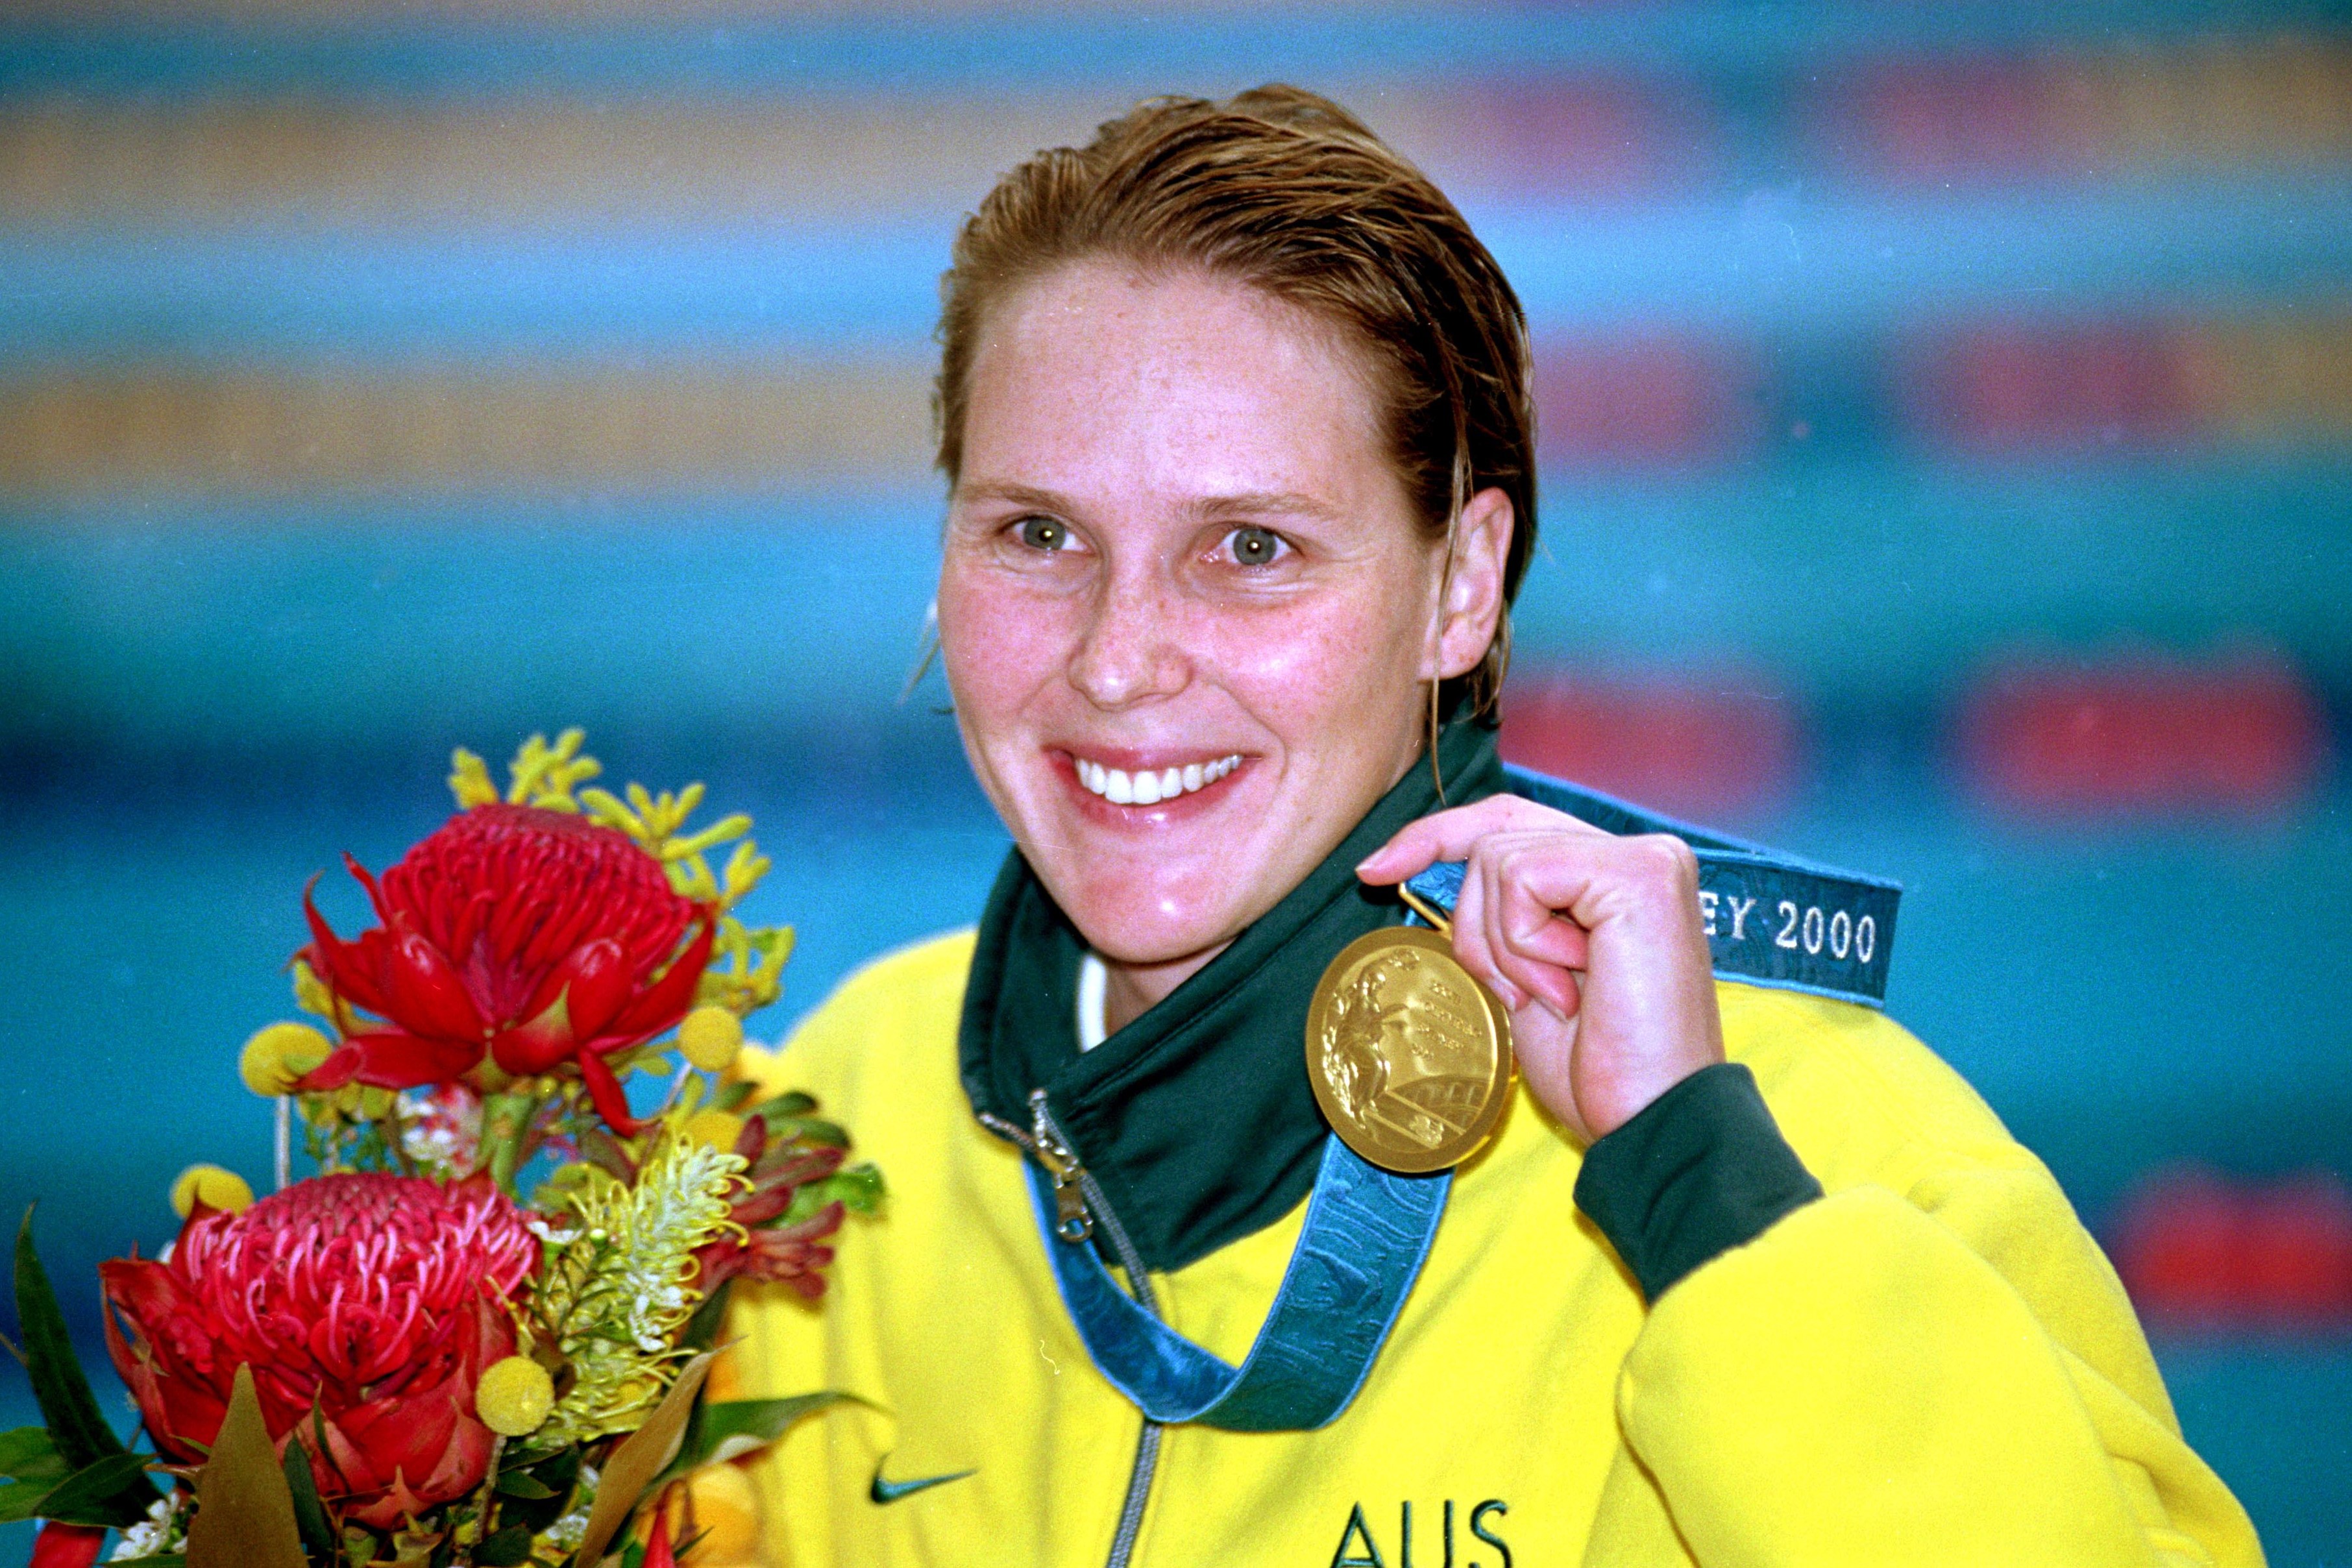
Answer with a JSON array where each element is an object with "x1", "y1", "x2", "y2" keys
[
  {"x1": 1018, "y1": 517, "x2": 1071, "y2": 552},
  {"x1": 1224, "y1": 526, "x2": 1286, "y2": 567}
]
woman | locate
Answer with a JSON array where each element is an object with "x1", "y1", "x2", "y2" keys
[{"x1": 713, "y1": 88, "x2": 2260, "y2": 1566}]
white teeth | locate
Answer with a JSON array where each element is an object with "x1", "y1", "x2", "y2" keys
[{"x1": 1077, "y1": 753, "x2": 1242, "y2": 805}]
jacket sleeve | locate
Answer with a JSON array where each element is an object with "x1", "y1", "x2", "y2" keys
[{"x1": 1576, "y1": 1068, "x2": 2265, "y2": 1567}]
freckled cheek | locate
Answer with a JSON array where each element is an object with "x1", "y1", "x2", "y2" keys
[
  {"x1": 938, "y1": 571, "x2": 1077, "y2": 740},
  {"x1": 1194, "y1": 601, "x2": 1419, "y2": 730}
]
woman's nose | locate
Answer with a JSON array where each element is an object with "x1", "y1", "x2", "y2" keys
[{"x1": 1067, "y1": 573, "x2": 1192, "y2": 710}]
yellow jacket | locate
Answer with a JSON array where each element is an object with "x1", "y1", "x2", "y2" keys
[{"x1": 711, "y1": 930, "x2": 2261, "y2": 1567}]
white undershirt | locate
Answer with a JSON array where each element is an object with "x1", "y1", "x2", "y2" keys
[{"x1": 1075, "y1": 951, "x2": 1109, "y2": 1052}]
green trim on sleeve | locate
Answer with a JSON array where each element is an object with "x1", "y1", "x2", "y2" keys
[{"x1": 1574, "y1": 1062, "x2": 1824, "y2": 1303}]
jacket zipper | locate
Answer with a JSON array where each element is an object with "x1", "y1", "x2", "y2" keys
[{"x1": 977, "y1": 1091, "x2": 1166, "y2": 1568}]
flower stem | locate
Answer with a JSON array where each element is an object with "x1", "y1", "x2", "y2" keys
[
  {"x1": 457, "y1": 1434, "x2": 505, "y2": 1568},
  {"x1": 378, "y1": 1107, "x2": 419, "y2": 1178},
  {"x1": 659, "y1": 1061, "x2": 693, "y2": 1118},
  {"x1": 485, "y1": 1090, "x2": 542, "y2": 1197}
]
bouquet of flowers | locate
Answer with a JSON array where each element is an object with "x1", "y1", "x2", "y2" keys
[{"x1": 4, "y1": 733, "x2": 879, "y2": 1568}]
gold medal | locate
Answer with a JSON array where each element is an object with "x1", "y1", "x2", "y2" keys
[{"x1": 1305, "y1": 887, "x2": 1515, "y2": 1174}]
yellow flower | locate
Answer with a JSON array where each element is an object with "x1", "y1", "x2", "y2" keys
[
  {"x1": 681, "y1": 1110, "x2": 746, "y2": 1154},
  {"x1": 476, "y1": 1355, "x2": 556, "y2": 1438},
  {"x1": 170, "y1": 1164, "x2": 254, "y2": 1218},
  {"x1": 533, "y1": 1134, "x2": 745, "y2": 1445},
  {"x1": 447, "y1": 748, "x2": 500, "y2": 809},
  {"x1": 677, "y1": 1006, "x2": 744, "y2": 1073},
  {"x1": 669, "y1": 1464, "x2": 763, "y2": 1567},
  {"x1": 239, "y1": 1022, "x2": 334, "y2": 1097}
]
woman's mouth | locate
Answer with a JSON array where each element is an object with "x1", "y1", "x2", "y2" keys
[{"x1": 1070, "y1": 752, "x2": 1243, "y2": 806}]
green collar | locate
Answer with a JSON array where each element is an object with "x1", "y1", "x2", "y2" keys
[{"x1": 959, "y1": 722, "x2": 1504, "y2": 1272}]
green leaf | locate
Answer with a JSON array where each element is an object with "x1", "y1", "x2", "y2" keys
[
  {"x1": 15, "y1": 1211, "x2": 129, "y2": 1467},
  {"x1": 474, "y1": 1525, "x2": 533, "y2": 1567},
  {"x1": 670, "y1": 1393, "x2": 866, "y2": 1478},
  {"x1": 676, "y1": 1279, "x2": 733, "y2": 1353},
  {"x1": 12, "y1": 1209, "x2": 163, "y2": 1523},
  {"x1": 782, "y1": 1164, "x2": 884, "y2": 1224},
  {"x1": 771, "y1": 1118, "x2": 850, "y2": 1151},
  {"x1": 493, "y1": 1471, "x2": 555, "y2": 1500},
  {"x1": 497, "y1": 1443, "x2": 567, "y2": 1478},
  {"x1": 709, "y1": 1082, "x2": 755, "y2": 1114},
  {"x1": 0, "y1": 1427, "x2": 65, "y2": 1479},
  {"x1": 491, "y1": 1447, "x2": 577, "y2": 1537},
  {"x1": 0, "y1": 1428, "x2": 69, "y2": 1520},
  {"x1": 38, "y1": 1452, "x2": 159, "y2": 1527},
  {"x1": 744, "y1": 1092, "x2": 814, "y2": 1123},
  {"x1": 836, "y1": 1162, "x2": 885, "y2": 1213},
  {"x1": 280, "y1": 1438, "x2": 337, "y2": 1564},
  {"x1": 577, "y1": 1129, "x2": 637, "y2": 1185},
  {"x1": 0, "y1": 1478, "x2": 60, "y2": 1526}
]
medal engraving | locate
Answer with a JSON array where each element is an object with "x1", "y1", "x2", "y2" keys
[{"x1": 1307, "y1": 924, "x2": 1515, "y2": 1173}]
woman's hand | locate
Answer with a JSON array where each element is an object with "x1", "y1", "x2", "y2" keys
[{"x1": 1357, "y1": 796, "x2": 1725, "y2": 1144}]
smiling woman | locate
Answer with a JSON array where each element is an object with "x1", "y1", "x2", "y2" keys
[
  {"x1": 708, "y1": 87, "x2": 2262, "y2": 1568},
  {"x1": 939, "y1": 262, "x2": 1509, "y2": 1020}
]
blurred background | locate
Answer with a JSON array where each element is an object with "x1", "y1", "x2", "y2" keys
[{"x1": 1, "y1": 0, "x2": 2347, "y2": 1558}]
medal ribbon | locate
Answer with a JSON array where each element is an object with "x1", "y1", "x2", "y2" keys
[
  {"x1": 1022, "y1": 864, "x2": 1461, "y2": 1432},
  {"x1": 1023, "y1": 1138, "x2": 1445, "y2": 1431}
]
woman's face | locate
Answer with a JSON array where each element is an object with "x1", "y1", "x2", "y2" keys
[{"x1": 937, "y1": 260, "x2": 1500, "y2": 977}]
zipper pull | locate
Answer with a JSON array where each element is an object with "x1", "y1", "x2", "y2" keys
[{"x1": 1029, "y1": 1088, "x2": 1094, "y2": 1244}]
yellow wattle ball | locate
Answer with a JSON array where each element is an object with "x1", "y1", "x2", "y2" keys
[
  {"x1": 239, "y1": 1021, "x2": 334, "y2": 1097},
  {"x1": 676, "y1": 1005, "x2": 744, "y2": 1073},
  {"x1": 476, "y1": 1355, "x2": 556, "y2": 1438},
  {"x1": 681, "y1": 1109, "x2": 748, "y2": 1154},
  {"x1": 170, "y1": 1164, "x2": 254, "y2": 1219}
]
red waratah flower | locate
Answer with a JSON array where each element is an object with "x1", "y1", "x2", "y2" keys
[
  {"x1": 299, "y1": 802, "x2": 715, "y2": 1133},
  {"x1": 101, "y1": 1173, "x2": 540, "y2": 1530}
]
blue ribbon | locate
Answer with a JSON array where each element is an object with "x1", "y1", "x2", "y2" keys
[
  {"x1": 1502, "y1": 766, "x2": 1901, "y2": 1009},
  {"x1": 1025, "y1": 1136, "x2": 1446, "y2": 1431}
]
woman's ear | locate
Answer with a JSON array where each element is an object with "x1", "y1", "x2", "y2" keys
[{"x1": 1428, "y1": 486, "x2": 1514, "y2": 681}]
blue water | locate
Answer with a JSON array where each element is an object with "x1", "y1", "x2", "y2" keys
[
  {"x1": 9, "y1": 178, "x2": 2346, "y2": 365},
  {"x1": 5, "y1": 4, "x2": 2329, "y2": 101}
]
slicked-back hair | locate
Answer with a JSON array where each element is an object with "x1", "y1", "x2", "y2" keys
[{"x1": 934, "y1": 84, "x2": 1537, "y2": 718}]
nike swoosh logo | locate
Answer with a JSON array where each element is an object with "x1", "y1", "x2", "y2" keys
[{"x1": 869, "y1": 1458, "x2": 975, "y2": 1505}]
